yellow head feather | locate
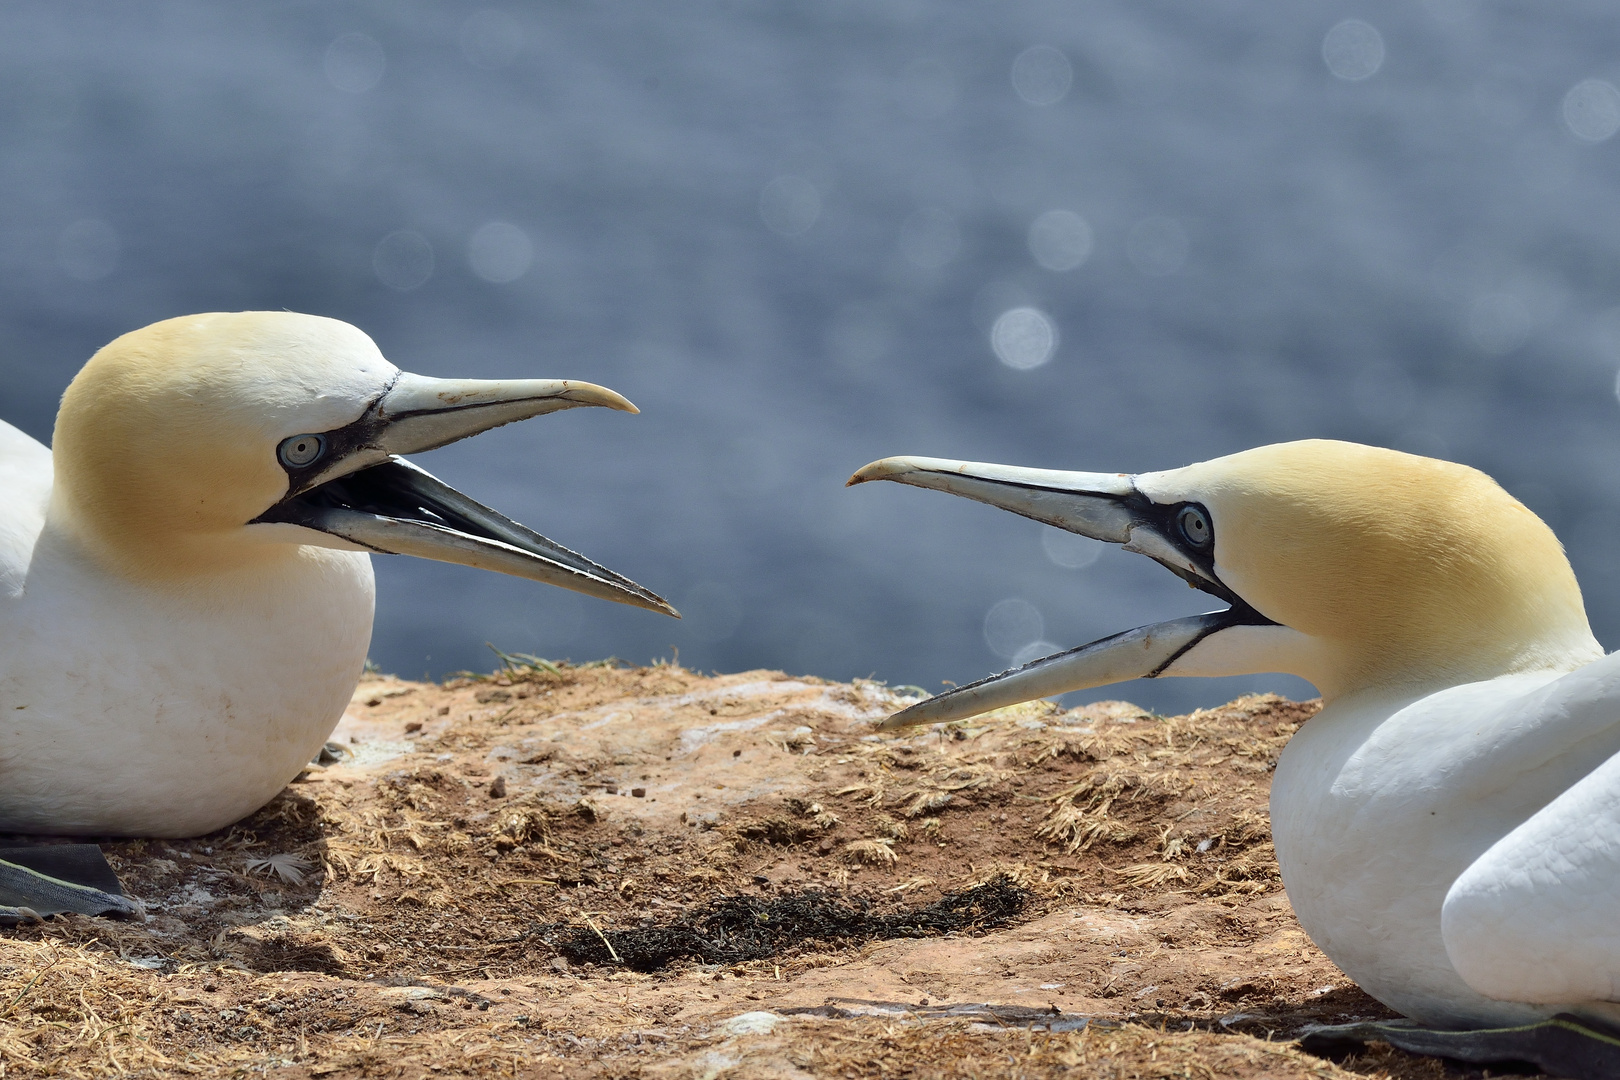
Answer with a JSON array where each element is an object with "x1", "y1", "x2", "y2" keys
[
  {"x1": 50, "y1": 312, "x2": 396, "y2": 578},
  {"x1": 1140, "y1": 440, "x2": 1601, "y2": 696}
]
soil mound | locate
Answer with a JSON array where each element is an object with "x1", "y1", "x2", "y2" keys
[{"x1": 0, "y1": 661, "x2": 1508, "y2": 1078}]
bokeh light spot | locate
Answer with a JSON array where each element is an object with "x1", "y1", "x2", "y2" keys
[
  {"x1": 1041, "y1": 529, "x2": 1104, "y2": 569},
  {"x1": 759, "y1": 175, "x2": 821, "y2": 237},
  {"x1": 57, "y1": 219, "x2": 119, "y2": 281},
  {"x1": 991, "y1": 307, "x2": 1057, "y2": 369},
  {"x1": 898, "y1": 207, "x2": 960, "y2": 269},
  {"x1": 1125, "y1": 217, "x2": 1188, "y2": 276},
  {"x1": 467, "y1": 222, "x2": 533, "y2": 283},
  {"x1": 373, "y1": 230, "x2": 434, "y2": 291},
  {"x1": 1562, "y1": 79, "x2": 1620, "y2": 142},
  {"x1": 1011, "y1": 45, "x2": 1072, "y2": 106},
  {"x1": 1028, "y1": 210, "x2": 1093, "y2": 272},
  {"x1": 460, "y1": 9, "x2": 524, "y2": 70},
  {"x1": 984, "y1": 598, "x2": 1043, "y2": 659},
  {"x1": 324, "y1": 32, "x2": 385, "y2": 94},
  {"x1": 1322, "y1": 20, "x2": 1384, "y2": 81}
]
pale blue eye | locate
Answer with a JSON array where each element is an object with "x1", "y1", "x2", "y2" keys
[
  {"x1": 278, "y1": 433, "x2": 327, "y2": 469},
  {"x1": 1177, "y1": 505, "x2": 1211, "y2": 548}
]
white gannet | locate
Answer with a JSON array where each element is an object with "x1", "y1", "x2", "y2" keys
[
  {"x1": 850, "y1": 440, "x2": 1620, "y2": 1073},
  {"x1": 0, "y1": 311, "x2": 675, "y2": 851}
]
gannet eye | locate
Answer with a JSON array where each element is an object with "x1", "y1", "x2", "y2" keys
[
  {"x1": 278, "y1": 434, "x2": 327, "y2": 469},
  {"x1": 1176, "y1": 505, "x2": 1212, "y2": 549}
]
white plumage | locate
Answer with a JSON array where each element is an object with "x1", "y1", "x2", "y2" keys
[
  {"x1": 0, "y1": 311, "x2": 672, "y2": 839},
  {"x1": 851, "y1": 440, "x2": 1620, "y2": 1031}
]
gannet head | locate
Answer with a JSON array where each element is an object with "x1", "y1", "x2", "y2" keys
[
  {"x1": 849, "y1": 439, "x2": 1601, "y2": 726},
  {"x1": 50, "y1": 311, "x2": 676, "y2": 615}
]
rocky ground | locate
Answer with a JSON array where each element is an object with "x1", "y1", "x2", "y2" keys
[{"x1": 0, "y1": 660, "x2": 1535, "y2": 1078}]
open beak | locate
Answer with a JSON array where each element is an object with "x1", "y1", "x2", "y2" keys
[
  {"x1": 254, "y1": 374, "x2": 678, "y2": 617},
  {"x1": 847, "y1": 456, "x2": 1272, "y2": 728}
]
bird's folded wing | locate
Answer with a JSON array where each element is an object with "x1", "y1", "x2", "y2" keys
[
  {"x1": 0, "y1": 419, "x2": 52, "y2": 590},
  {"x1": 1441, "y1": 747, "x2": 1620, "y2": 1007}
]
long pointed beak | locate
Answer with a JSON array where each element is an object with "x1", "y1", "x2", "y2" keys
[
  {"x1": 374, "y1": 373, "x2": 637, "y2": 454},
  {"x1": 254, "y1": 372, "x2": 676, "y2": 617},
  {"x1": 847, "y1": 457, "x2": 1138, "y2": 542},
  {"x1": 878, "y1": 608, "x2": 1269, "y2": 729},
  {"x1": 296, "y1": 375, "x2": 638, "y2": 496},
  {"x1": 268, "y1": 458, "x2": 677, "y2": 616},
  {"x1": 849, "y1": 454, "x2": 1273, "y2": 728}
]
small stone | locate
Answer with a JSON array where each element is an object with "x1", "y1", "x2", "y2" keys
[
  {"x1": 437, "y1": 705, "x2": 450, "y2": 716},
  {"x1": 365, "y1": 697, "x2": 382, "y2": 707},
  {"x1": 489, "y1": 777, "x2": 507, "y2": 798},
  {"x1": 605, "y1": 785, "x2": 618, "y2": 795},
  {"x1": 631, "y1": 787, "x2": 646, "y2": 798},
  {"x1": 404, "y1": 721, "x2": 423, "y2": 734}
]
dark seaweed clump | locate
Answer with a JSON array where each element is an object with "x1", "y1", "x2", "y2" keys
[{"x1": 540, "y1": 877, "x2": 1029, "y2": 972}]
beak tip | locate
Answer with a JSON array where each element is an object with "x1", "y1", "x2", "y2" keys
[
  {"x1": 599, "y1": 392, "x2": 639, "y2": 414},
  {"x1": 877, "y1": 705, "x2": 931, "y2": 730},
  {"x1": 562, "y1": 382, "x2": 639, "y2": 414},
  {"x1": 847, "y1": 460, "x2": 895, "y2": 486}
]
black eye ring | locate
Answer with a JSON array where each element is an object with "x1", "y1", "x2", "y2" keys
[
  {"x1": 277, "y1": 433, "x2": 327, "y2": 469},
  {"x1": 1176, "y1": 504, "x2": 1212, "y2": 549}
]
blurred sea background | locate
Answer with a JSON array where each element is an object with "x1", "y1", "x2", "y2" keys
[{"x1": 5, "y1": 1, "x2": 1620, "y2": 713}]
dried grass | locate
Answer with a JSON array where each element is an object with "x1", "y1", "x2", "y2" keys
[{"x1": 0, "y1": 675, "x2": 1356, "y2": 1079}]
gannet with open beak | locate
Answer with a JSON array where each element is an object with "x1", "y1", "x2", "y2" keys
[
  {"x1": 0, "y1": 311, "x2": 674, "y2": 852},
  {"x1": 850, "y1": 440, "x2": 1620, "y2": 1073}
]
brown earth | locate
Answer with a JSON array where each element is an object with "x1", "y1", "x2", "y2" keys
[{"x1": 0, "y1": 660, "x2": 1539, "y2": 1079}]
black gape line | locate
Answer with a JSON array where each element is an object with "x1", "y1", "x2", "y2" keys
[
  {"x1": 930, "y1": 470, "x2": 1240, "y2": 607},
  {"x1": 273, "y1": 372, "x2": 401, "y2": 499},
  {"x1": 255, "y1": 459, "x2": 469, "y2": 540},
  {"x1": 268, "y1": 372, "x2": 595, "y2": 502},
  {"x1": 1141, "y1": 600, "x2": 1274, "y2": 678},
  {"x1": 1127, "y1": 493, "x2": 1232, "y2": 597}
]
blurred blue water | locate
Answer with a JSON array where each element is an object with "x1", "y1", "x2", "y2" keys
[{"x1": 5, "y1": 1, "x2": 1620, "y2": 714}]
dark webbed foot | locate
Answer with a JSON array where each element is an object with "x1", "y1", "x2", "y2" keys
[
  {"x1": 0, "y1": 846, "x2": 143, "y2": 922},
  {"x1": 0, "y1": 906, "x2": 41, "y2": 926},
  {"x1": 1300, "y1": 1015, "x2": 1620, "y2": 1080}
]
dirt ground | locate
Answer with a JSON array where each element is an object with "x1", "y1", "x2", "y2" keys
[{"x1": 0, "y1": 659, "x2": 1540, "y2": 1079}]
